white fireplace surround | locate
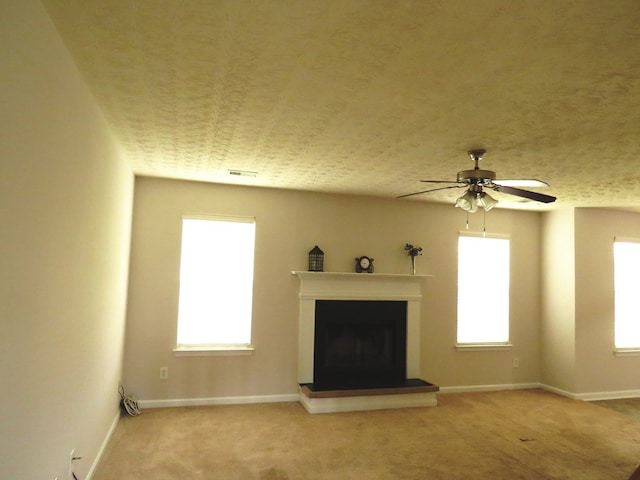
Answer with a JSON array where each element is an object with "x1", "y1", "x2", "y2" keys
[{"x1": 292, "y1": 271, "x2": 431, "y2": 385}]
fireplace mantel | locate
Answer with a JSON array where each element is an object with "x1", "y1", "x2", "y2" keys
[
  {"x1": 292, "y1": 270, "x2": 435, "y2": 413},
  {"x1": 291, "y1": 271, "x2": 432, "y2": 300},
  {"x1": 292, "y1": 270, "x2": 432, "y2": 384},
  {"x1": 292, "y1": 271, "x2": 433, "y2": 279}
]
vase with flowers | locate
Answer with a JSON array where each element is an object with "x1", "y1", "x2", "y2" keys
[{"x1": 404, "y1": 243, "x2": 422, "y2": 275}]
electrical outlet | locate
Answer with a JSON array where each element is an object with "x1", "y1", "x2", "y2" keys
[
  {"x1": 159, "y1": 366, "x2": 169, "y2": 379},
  {"x1": 513, "y1": 358, "x2": 519, "y2": 368},
  {"x1": 68, "y1": 449, "x2": 81, "y2": 477}
]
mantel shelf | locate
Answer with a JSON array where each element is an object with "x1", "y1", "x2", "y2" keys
[{"x1": 291, "y1": 271, "x2": 433, "y2": 279}]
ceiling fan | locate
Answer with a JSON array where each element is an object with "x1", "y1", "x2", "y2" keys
[{"x1": 398, "y1": 149, "x2": 556, "y2": 212}]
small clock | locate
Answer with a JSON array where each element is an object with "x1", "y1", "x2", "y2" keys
[{"x1": 355, "y1": 256, "x2": 374, "y2": 273}]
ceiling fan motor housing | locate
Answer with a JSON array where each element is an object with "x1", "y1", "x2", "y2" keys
[{"x1": 457, "y1": 169, "x2": 496, "y2": 185}]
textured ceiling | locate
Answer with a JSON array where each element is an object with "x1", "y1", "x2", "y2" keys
[{"x1": 41, "y1": 0, "x2": 640, "y2": 211}]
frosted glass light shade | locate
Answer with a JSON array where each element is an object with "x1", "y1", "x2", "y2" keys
[
  {"x1": 478, "y1": 192, "x2": 498, "y2": 211},
  {"x1": 456, "y1": 191, "x2": 478, "y2": 212}
]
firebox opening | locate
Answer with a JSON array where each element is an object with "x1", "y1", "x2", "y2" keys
[{"x1": 313, "y1": 300, "x2": 407, "y2": 391}]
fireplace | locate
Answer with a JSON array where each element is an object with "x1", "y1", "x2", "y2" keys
[
  {"x1": 293, "y1": 271, "x2": 438, "y2": 413},
  {"x1": 313, "y1": 300, "x2": 407, "y2": 390}
]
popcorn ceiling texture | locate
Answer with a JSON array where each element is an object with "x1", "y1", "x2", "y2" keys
[{"x1": 42, "y1": 0, "x2": 640, "y2": 210}]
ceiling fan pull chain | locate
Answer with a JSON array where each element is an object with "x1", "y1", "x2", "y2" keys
[
  {"x1": 466, "y1": 211, "x2": 470, "y2": 230},
  {"x1": 483, "y1": 210, "x2": 487, "y2": 237}
]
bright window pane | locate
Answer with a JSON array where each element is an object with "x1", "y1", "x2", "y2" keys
[
  {"x1": 176, "y1": 216, "x2": 255, "y2": 346},
  {"x1": 614, "y1": 240, "x2": 640, "y2": 348},
  {"x1": 457, "y1": 235, "x2": 510, "y2": 344}
]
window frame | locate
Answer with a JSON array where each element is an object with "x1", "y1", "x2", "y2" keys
[
  {"x1": 173, "y1": 214, "x2": 256, "y2": 357},
  {"x1": 455, "y1": 231, "x2": 512, "y2": 351},
  {"x1": 613, "y1": 236, "x2": 640, "y2": 356}
]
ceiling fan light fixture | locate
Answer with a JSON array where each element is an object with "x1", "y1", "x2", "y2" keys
[
  {"x1": 456, "y1": 190, "x2": 478, "y2": 212},
  {"x1": 477, "y1": 191, "x2": 498, "y2": 211}
]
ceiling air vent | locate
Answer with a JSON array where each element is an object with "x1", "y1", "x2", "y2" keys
[{"x1": 228, "y1": 169, "x2": 258, "y2": 178}]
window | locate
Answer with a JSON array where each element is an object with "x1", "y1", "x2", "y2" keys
[
  {"x1": 175, "y1": 215, "x2": 256, "y2": 354},
  {"x1": 457, "y1": 233, "x2": 510, "y2": 346},
  {"x1": 613, "y1": 238, "x2": 640, "y2": 351}
]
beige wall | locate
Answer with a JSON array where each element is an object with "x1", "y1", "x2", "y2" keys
[
  {"x1": 541, "y1": 208, "x2": 640, "y2": 397},
  {"x1": 540, "y1": 209, "x2": 577, "y2": 392},
  {"x1": 1, "y1": 1, "x2": 133, "y2": 478},
  {"x1": 125, "y1": 177, "x2": 542, "y2": 401},
  {"x1": 574, "y1": 208, "x2": 640, "y2": 395}
]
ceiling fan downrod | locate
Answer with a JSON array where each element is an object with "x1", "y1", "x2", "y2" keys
[
  {"x1": 458, "y1": 149, "x2": 495, "y2": 185},
  {"x1": 468, "y1": 149, "x2": 486, "y2": 169}
]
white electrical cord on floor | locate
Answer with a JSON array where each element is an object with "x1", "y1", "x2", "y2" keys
[{"x1": 119, "y1": 385, "x2": 141, "y2": 416}]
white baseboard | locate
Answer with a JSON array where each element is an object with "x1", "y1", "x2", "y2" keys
[
  {"x1": 137, "y1": 385, "x2": 640, "y2": 410},
  {"x1": 438, "y1": 382, "x2": 540, "y2": 395},
  {"x1": 574, "y1": 389, "x2": 640, "y2": 401},
  {"x1": 537, "y1": 383, "x2": 580, "y2": 399},
  {"x1": 139, "y1": 393, "x2": 300, "y2": 409},
  {"x1": 440, "y1": 382, "x2": 640, "y2": 402},
  {"x1": 86, "y1": 410, "x2": 120, "y2": 480},
  {"x1": 537, "y1": 383, "x2": 640, "y2": 401}
]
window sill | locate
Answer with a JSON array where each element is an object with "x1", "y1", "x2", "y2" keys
[
  {"x1": 455, "y1": 343, "x2": 513, "y2": 352},
  {"x1": 173, "y1": 345, "x2": 255, "y2": 357},
  {"x1": 613, "y1": 348, "x2": 640, "y2": 357}
]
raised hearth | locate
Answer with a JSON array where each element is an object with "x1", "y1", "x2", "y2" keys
[
  {"x1": 301, "y1": 378, "x2": 438, "y2": 398},
  {"x1": 299, "y1": 379, "x2": 438, "y2": 414}
]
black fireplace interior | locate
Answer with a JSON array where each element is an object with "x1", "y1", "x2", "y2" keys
[{"x1": 313, "y1": 300, "x2": 407, "y2": 390}]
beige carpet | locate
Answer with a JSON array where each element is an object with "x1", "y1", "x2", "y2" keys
[
  {"x1": 94, "y1": 389, "x2": 640, "y2": 479},
  {"x1": 595, "y1": 398, "x2": 640, "y2": 423}
]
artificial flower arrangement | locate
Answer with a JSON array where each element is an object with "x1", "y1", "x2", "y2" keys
[
  {"x1": 404, "y1": 243, "x2": 422, "y2": 274},
  {"x1": 404, "y1": 243, "x2": 422, "y2": 257}
]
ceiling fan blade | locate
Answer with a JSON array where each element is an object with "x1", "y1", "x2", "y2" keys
[
  {"x1": 420, "y1": 179, "x2": 461, "y2": 184},
  {"x1": 492, "y1": 184, "x2": 556, "y2": 203},
  {"x1": 494, "y1": 179, "x2": 549, "y2": 188},
  {"x1": 397, "y1": 184, "x2": 466, "y2": 199}
]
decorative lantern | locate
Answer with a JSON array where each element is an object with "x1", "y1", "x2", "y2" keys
[{"x1": 308, "y1": 245, "x2": 325, "y2": 272}]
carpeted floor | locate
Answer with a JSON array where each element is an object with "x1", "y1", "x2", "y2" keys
[
  {"x1": 594, "y1": 398, "x2": 640, "y2": 422},
  {"x1": 93, "y1": 389, "x2": 640, "y2": 479}
]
